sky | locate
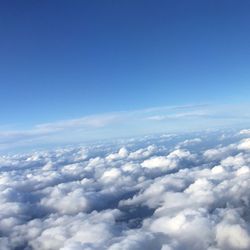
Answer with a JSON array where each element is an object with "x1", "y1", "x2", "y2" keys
[
  {"x1": 1, "y1": 2, "x2": 250, "y2": 247},
  {"x1": 0, "y1": 0, "x2": 250, "y2": 152}
]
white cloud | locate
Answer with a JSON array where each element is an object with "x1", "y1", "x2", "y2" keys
[
  {"x1": 1, "y1": 103, "x2": 250, "y2": 153},
  {"x1": 141, "y1": 149, "x2": 193, "y2": 170},
  {"x1": 239, "y1": 129, "x2": 250, "y2": 135},
  {"x1": 0, "y1": 129, "x2": 250, "y2": 249},
  {"x1": 216, "y1": 210, "x2": 250, "y2": 250},
  {"x1": 238, "y1": 138, "x2": 250, "y2": 151}
]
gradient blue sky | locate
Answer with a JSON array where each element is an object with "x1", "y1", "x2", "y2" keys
[{"x1": 0, "y1": 0, "x2": 250, "y2": 152}]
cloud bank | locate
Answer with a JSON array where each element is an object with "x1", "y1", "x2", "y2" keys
[{"x1": 1, "y1": 129, "x2": 250, "y2": 249}]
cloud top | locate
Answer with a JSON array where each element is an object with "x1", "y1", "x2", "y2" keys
[{"x1": 1, "y1": 129, "x2": 250, "y2": 249}]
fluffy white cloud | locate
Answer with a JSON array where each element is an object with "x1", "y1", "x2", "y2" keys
[
  {"x1": 239, "y1": 129, "x2": 250, "y2": 135},
  {"x1": 238, "y1": 138, "x2": 250, "y2": 151},
  {"x1": 0, "y1": 129, "x2": 250, "y2": 249},
  {"x1": 141, "y1": 149, "x2": 193, "y2": 170},
  {"x1": 215, "y1": 209, "x2": 250, "y2": 250}
]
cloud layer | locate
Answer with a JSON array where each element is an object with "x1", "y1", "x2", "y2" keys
[
  {"x1": 0, "y1": 129, "x2": 250, "y2": 249},
  {"x1": 1, "y1": 103, "x2": 250, "y2": 153}
]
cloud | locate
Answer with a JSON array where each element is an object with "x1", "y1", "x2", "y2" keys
[
  {"x1": 0, "y1": 114, "x2": 122, "y2": 150},
  {"x1": 216, "y1": 209, "x2": 250, "y2": 250},
  {"x1": 147, "y1": 111, "x2": 208, "y2": 121},
  {"x1": 36, "y1": 114, "x2": 121, "y2": 130},
  {"x1": 1, "y1": 129, "x2": 250, "y2": 249},
  {"x1": 238, "y1": 138, "x2": 250, "y2": 151},
  {"x1": 1, "y1": 103, "x2": 250, "y2": 153},
  {"x1": 239, "y1": 129, "x2": 250, "y2": 135},
  {"x1": 141, "y1": 149, "x2": 193, "y2": 170}
]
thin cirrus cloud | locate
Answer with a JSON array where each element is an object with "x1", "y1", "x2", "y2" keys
[
  {"x1": 146, "y1": 111, "x2": 208, "y2": 121},
  {"x1": 0, "y1": 114, "x2": 122, "y2": 152},
  {"x1": 0, "y1": 103, "x2": 250, "y2": 153}
]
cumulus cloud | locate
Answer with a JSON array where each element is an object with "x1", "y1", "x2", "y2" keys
[
  {"x1": 239, "y1": 129, "x2": 250, "y2": 135},
  {"x1": 0, "y1": 129, "x2": 250, "y2": 249},
  {"x1": 141, "y1": 149, "x2": 193, "y2": 170},
  {"x1": 238, "y1": 138, "x2": 250, "y2": 151}
]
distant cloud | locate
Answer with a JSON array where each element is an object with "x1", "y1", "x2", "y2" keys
[
  {"x1": 147, "y1": 111, "x2": 208, "y2": 121},
  {"x1": 36, "y1": 114, "x2": 121, "y2": 130},
  {"x1": 1, "y1": 103, "x2": 250, "y2": 153},
  {"x1": 239, "y1": 129, "x2": 250, "y2": 135}
]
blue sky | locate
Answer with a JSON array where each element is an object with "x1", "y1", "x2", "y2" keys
[{"x1": 0, "y1": 0, "x2": 250, "y2": 152}]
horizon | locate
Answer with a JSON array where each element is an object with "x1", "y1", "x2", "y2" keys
[
  {"x1": 1, "y1": 0, "x2": 250, "y2": 153},
  {"x1": 1, "y1": 1, "x2": 250, "y2": 250},
  {"x1": 1, "y1": 102, "x2": 250, "y2": 153}
]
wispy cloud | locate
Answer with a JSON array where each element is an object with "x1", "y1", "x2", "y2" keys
[
  {"x1": 147, "y1": 111, "x2": 208, "y2": 121},
  {"x1": 36, "y1": 113, "x2": 121, "y2": 130},
  {"x1": 1, "y1": 103, "x2": 250, "y2": 153}
]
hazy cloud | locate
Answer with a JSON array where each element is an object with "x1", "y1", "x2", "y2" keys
[{"x1": 1, "y1": 103, "x2": 250, "y2": 153}]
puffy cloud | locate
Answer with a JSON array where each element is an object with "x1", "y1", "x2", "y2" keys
[
  {"x1": 0, "y1": 130, "x2": 250, "y2": 249},
  {"x1": 149, "y1": 209, "x2": 212, "y2": 250},
  {"x1": 108, "y1": 232, "x2": 160, "y2": 250},
  {"x1": 239, "y1": 129, "x2": 250, "y2": 135},
  {"x1": 203, "y1": 144, "x2": 235, "y2": 161},
  {"x1": 106, "y1": 147, "x2": 129, "y2": 161},
  {"x1": 40, "y1": 187, "x2": 90, "y2": 215},
  {"x1": 177, "y1": 138, "x2": 202, "y2": 147},
  {"x1": 238, "y1": 138, "x2": 250, "y2": 151},
  {"x1": 141, "y1": 149, "x2": 193, "y2": 170},
  {"x1": 215, "y1": 209, "x2": 250, "y2": 250}
]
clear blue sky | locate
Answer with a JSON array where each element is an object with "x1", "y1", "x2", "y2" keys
[
  {"x1": 1, "y1": 0, "x2": 250, "y2": 124},
  {"x1": 0, "y1": 1, "x2": 250, "y2": 152}
]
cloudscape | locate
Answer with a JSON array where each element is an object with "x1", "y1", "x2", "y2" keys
[
  {"x1": 1, "y1": 129, "x2": 250, "y2": 249},
  {"x1": 1, "y1": 0, "x2": 250, "y2": 249}
]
